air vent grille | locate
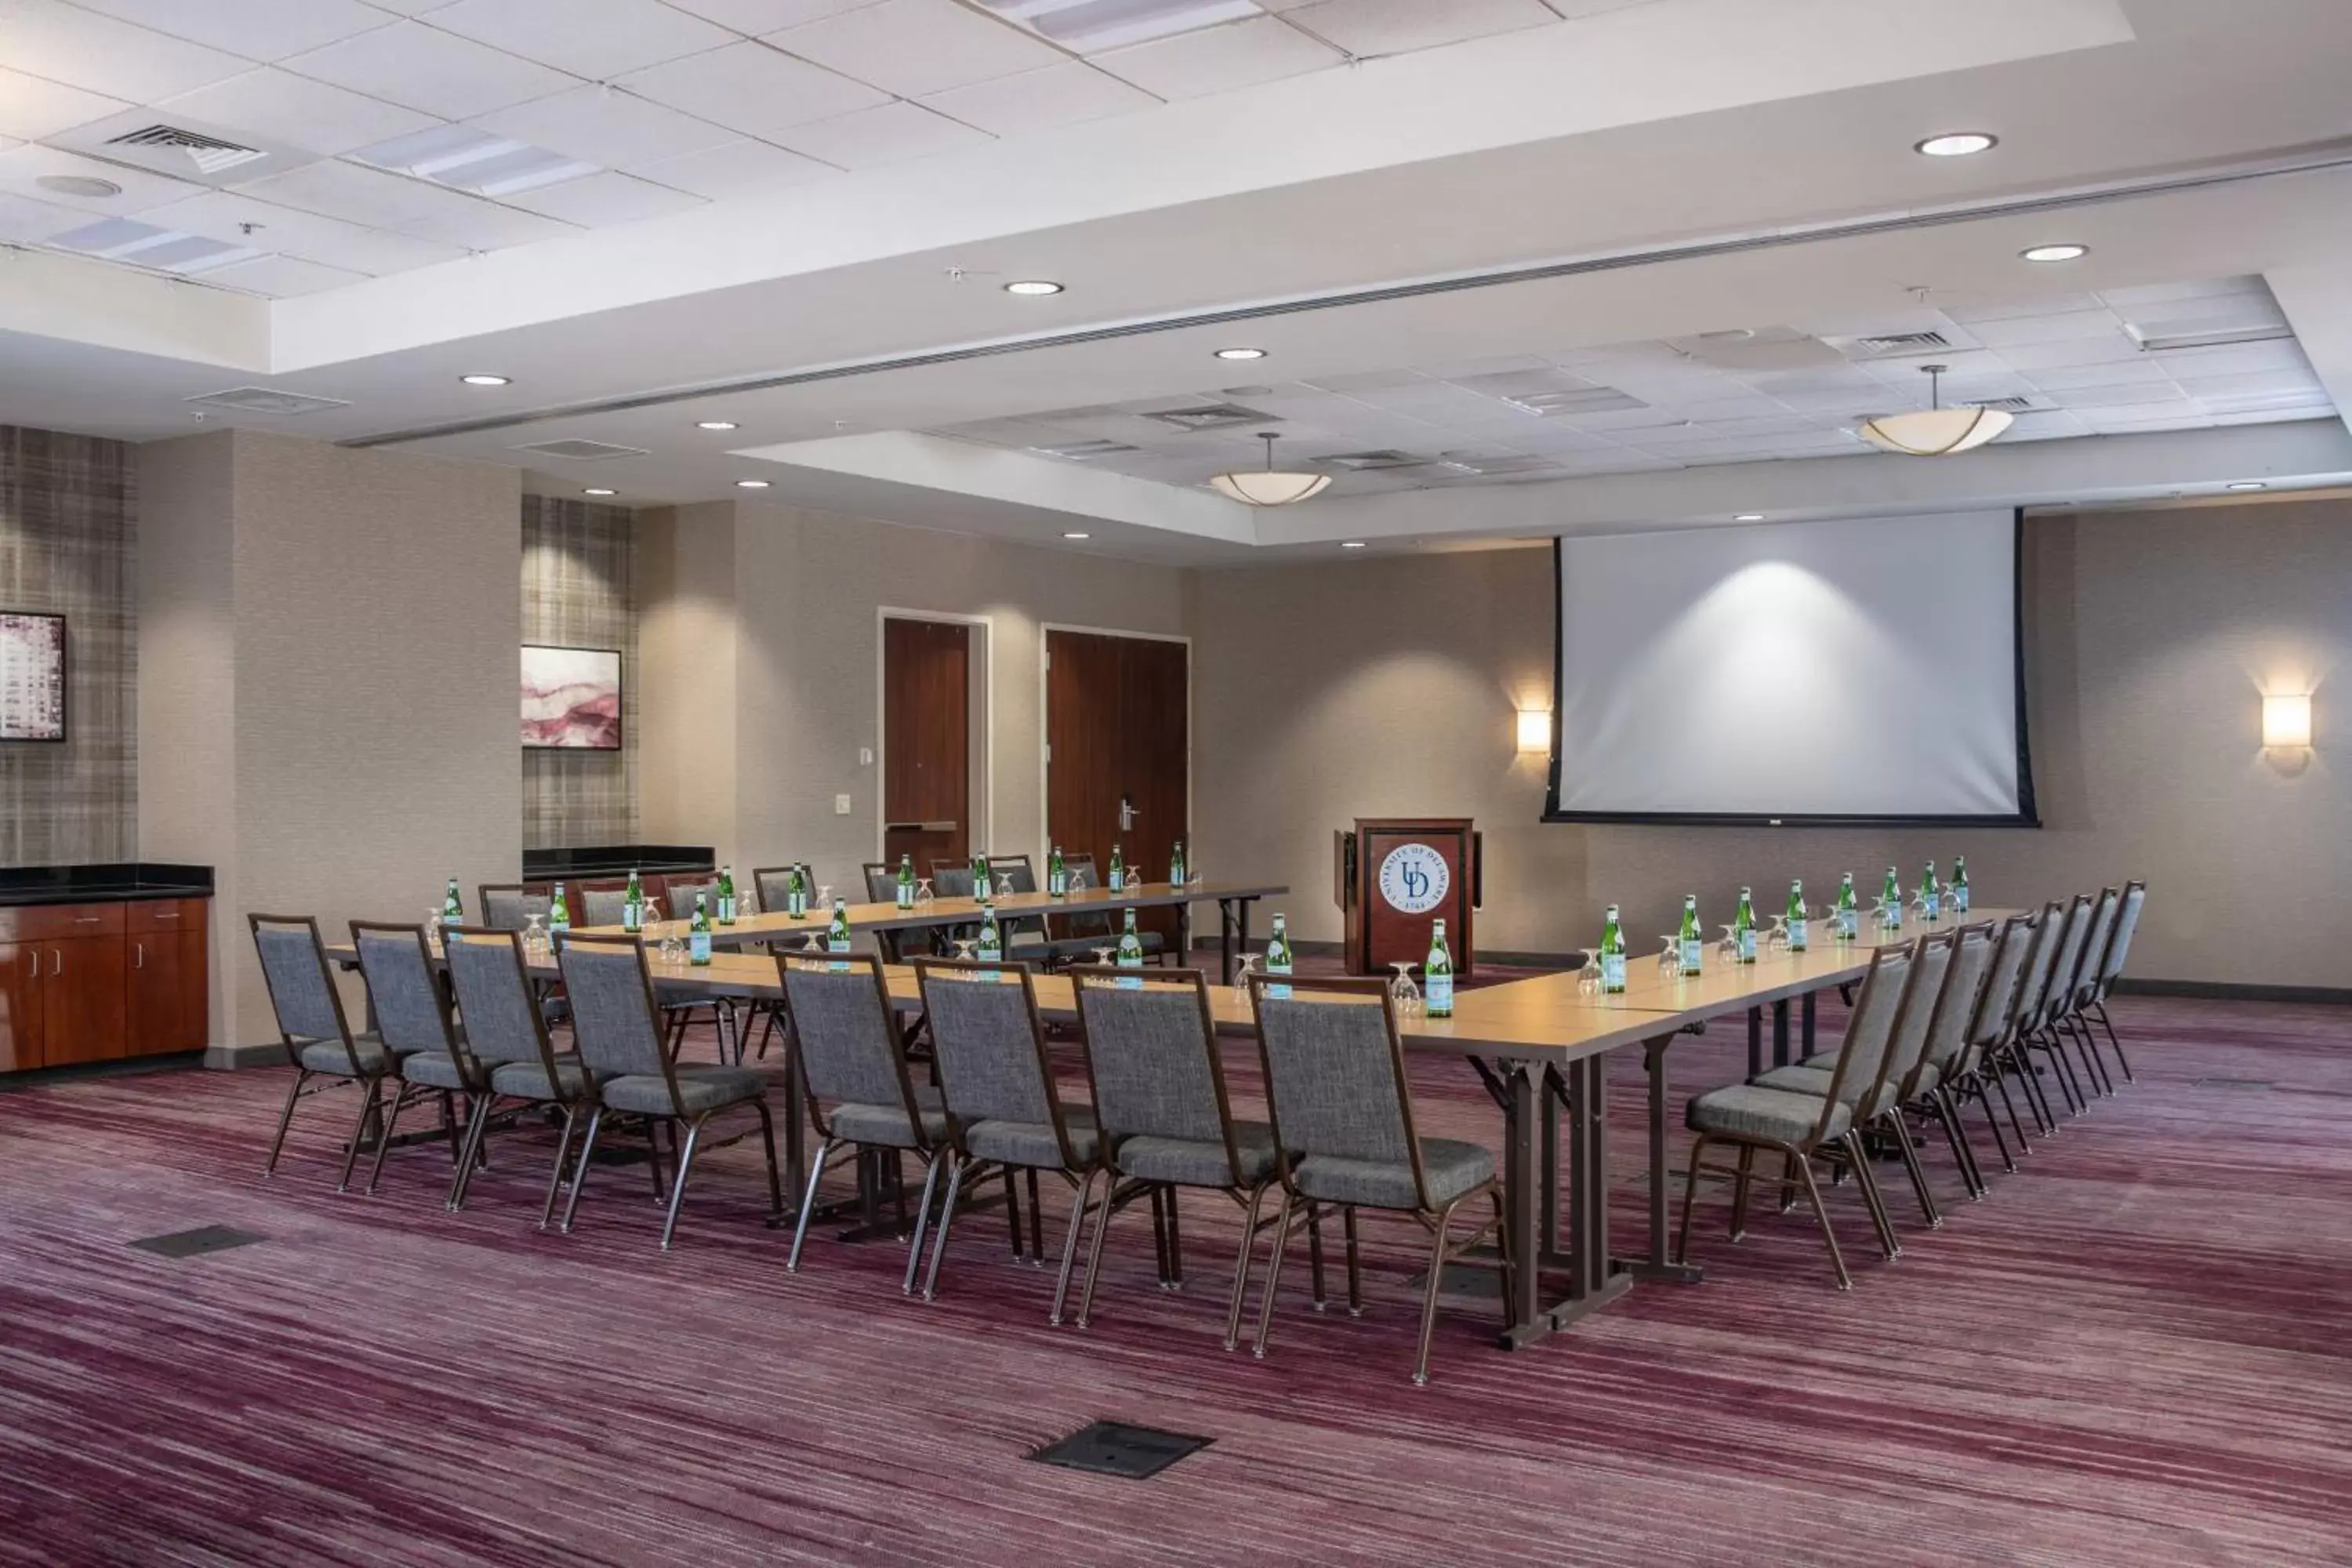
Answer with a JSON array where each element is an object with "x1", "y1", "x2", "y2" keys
[
  {"x1": 1319, "y1": 450, "x2": 1429, "y2": 471},
  {"x1": 511, "y1": 439, "x2": 652, "y2": 461},
  {"x1": 1029, "y1": 439, "x2": 1140, "y2": 459},
  {"x1": 1504, "y1": 387, "x2": 1648, "y2": 417},
  {"x1": 1965, "y1": 396, "x2": 2040, "y2": 413},
  {"x1": 186, "y1": 387, "x2": 353, "y2": 416},
  {"x1": 1853, "y1": 330, "x2": 1951, "y2": 355},
  {"x1": 1142, "y1": 403, "x2": 1269, "y2": 432},
  {"x1": 2129, "y1": 324, "x2": 2295, "y2": 354},
  {"x1": 107, "y1": 124, "x2": 267, "y2": 175}
]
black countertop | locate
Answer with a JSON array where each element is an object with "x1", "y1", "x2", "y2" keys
[
  {"x1": 0, "y1": 863, "x2": 214, "y2": 908},
  {"x1": 523, "y1": 845, "x2": 716, "y2": 879}
]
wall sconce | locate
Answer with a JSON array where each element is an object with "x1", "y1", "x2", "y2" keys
[
  {"x1": 2263, "y1": 692, "x2": 2313, "y2": 750},
  {"x1": 1516, "y1": 707, "x2": 1552, "y2": 753}
]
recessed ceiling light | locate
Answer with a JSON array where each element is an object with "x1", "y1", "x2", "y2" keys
[
  {"x1": 2227, "y1": 481, "x2": 2267, "y2": 491},
  {"x1": 1004, "y1": 279, "x2": 1063, "y2": 296},
  {"x1": 1915, "y1": 132, "x2": 1997, "y2": 158},
  {"x1": 460, "y1": 373, "x2": 510, "y2": 387},
  {"x1": 1339, "y1": 540, "x2": 1367, "y2": 550},
  {"x1": 695, "y1": 420, "x2": 738, "y2": 431},
  {"x1": 1735, "y1": 513, "x2": 1766, "y2": 521},
  {"x1": 583, "y1": 488, "x2": 616, "y2": 497},
  {"x1": 2021, "y1": 243, "x2": 2089, "y2": 263},
  {"x1": 1062, "y1": 531, "x2": 1091, "y2": 540},
  {"x1": 36, "y1": 174, "x2": 122, "y2": 198},
  {"x1": 735, "y1": 478, "x2": 771, "y2": 488},
  {"x1": 1214, "y1": 347, "x2": 1266, "y2": 361}
]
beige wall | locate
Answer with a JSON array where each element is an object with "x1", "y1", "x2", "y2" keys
[
  {"x1": 637, "y1": 501, "x2": 1190, "y2": 881},
  {"x1": 137, "y1": 430, "x2": 520, "y2": 1046},
  {"x1": 1195, "y1": 501, "x2": 2352, "y2": 989}
]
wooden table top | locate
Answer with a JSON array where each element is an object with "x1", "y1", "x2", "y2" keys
[{"x1": 586, "y1": 880, "x2": 1288, "y2": 944}]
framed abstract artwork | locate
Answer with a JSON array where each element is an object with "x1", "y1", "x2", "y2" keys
[
  {"x1": 521, "y1": 644, "x2": 621, "y2": 750},
  {"x1": 0, "y1": 613, "x2": 67, "y2": 742}
]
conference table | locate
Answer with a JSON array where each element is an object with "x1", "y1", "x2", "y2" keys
[{"x1": 594, "y1": 880, "x2": 1286, "y2": 985}]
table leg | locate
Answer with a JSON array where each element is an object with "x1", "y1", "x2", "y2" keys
[
  {"x1": 1746, "y1": 1006, "x2": 1763, "y2": 1079},
  {"x1": 1498, "y1": 1064, "x2": 1549, "y2": 1348},
  {"x1": 1539, "y1": 1063, "x2": 1559, "y2": 1263},
  {"x1": 1802, "y1": 991, "x2": 1817, "y2": 1057},
  {"x1": 1620, "y1": 1033, "x2": 1702, "y2": 1284},
  {"x1": 1772, "y1": 998, "x2": 1791, "y2": 1068},
  {"x1": 1549, "y1": 1055, "x2": 1632, "y2": 1327}
]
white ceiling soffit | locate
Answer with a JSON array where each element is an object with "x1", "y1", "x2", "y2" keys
[
  {"x1": 261, "y1": 0, "x2": 2134, "y2": 369},
  {"x1": 2265, "y1": 264, "x2": 2352, "y2": 440}
]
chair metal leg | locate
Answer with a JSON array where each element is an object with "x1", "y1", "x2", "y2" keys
[
  {"x1": 1003, "y1": 1166, "x2": 1025, "y2": 1261},
  {"x1": 1251, "y1": 1189, "x2": 1297, "y2": 1359},
  {"x1": 1933, "y1": 1091, "x2": 1986, "y2": 1199},
  {"x1": 923, "y1": 1152, "x2": 971, "y2": 1301},
  {"x1": 1413, "y1": 1198, "x2": 1464, "y2": 1386},
  {"x1": 365, "y1": 1085, "x2": 413, "y2": 1196},
  {"x1": 751, "y1": 1099, "x2": 785, "y2": 1222},
  {"x1": 1049, "y1": 1169, "x2": 1096, "y2": 1325},
  {"x1": 337, "y1": 1080, "x2": 384, "y2": 1193},
  {"x1": 439, "y1": 1091, "x2": 463, "y2": 1164},
  {"x1": 561, "y1": 1106, "x2": 604, "y2": 1232},
  {"x1": 447, "y1": 1093, "x2": 493, "y2": 1211},
  {"x1": 535, "y1": 1104, "x2": 579, "y2": 1226},
  {"x1": 2089, "y1": 1001, "x2": 2135, "y2": 1083},
  {"x1": 1777, "y1": 1151, "x2": 1799, "y2": 1214},
  {"x1": 1728, "y1": 1145, "x2": 1757, "y2": 1240},
  {"x1": 263, "y1": 1068, "x2": 310, "y2": 1178},
  {"x1": 2009, "y1": 1047, "x2": 2058, "y2": 1134},
  {"x1": 1886, "y1": 1112, "x2": 1942, "y2": 1228},
  {"x1": 645, "y1": 1116, "x2": 670, "y2": 1202},
  {"x1": 659, "y1": 1116, "x2": 706, "y2": 1250},
  {"x1": 1843, "y1": 1134, "x2": 1902, "y2": 1259},
  {"x1": 1488, "y1": 1187, "x2": 1515, "y2": 1329},
  {"x1": 1027, "y1": 1167, "x2": 1045, "y2": 1265},
  {"x1": 1076, "y1": 1174, "x2": 1122, "y2": 1329},
  {"x1": 787, "y1": 1138, "x2": 837, "y2": 1272},
  {"x1": 2040, "y1": 1034, "x2": 2087, "y2": 1115},
  {"x1": 1673, "y1": 1132, "x2": 1711, "y2": 1266},
  {"x1": 1165, "y1": 1186, "x2": 1185, "y2": 1290},
  {"x1": 1984, "y1": 1069, "x2": 2030, "y2": 1158},
  {"x1": 903, "y1": 1153, "x2": 945, "y2": 1296},
  {"x1": 1793, "y1": 1153, "x2": 1851, "y2": 1291},
  {"x1": 1224, "y1": 1182, "x2": 1268, "y2": 1351},
  {"x1": 1307, "y1": 1203, "x2": 1328, "y2": 1312},
  {"x1": 2068, "y1": 1016, "x2": 2114, "y2": 1097},
  {"x1": 1342, "y1": 1207, "x2": 1362, "y2": 1318}
]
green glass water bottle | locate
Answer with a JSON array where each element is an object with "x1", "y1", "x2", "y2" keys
[
  {"x1": 1836, "y1": 872, "x2": 1859, "y2": 942},
  {"x1": 689, "y1": 894, "x2": 713, "y2": 965},
  {"x1": 1678, "y1": 895, "x2": 1703, "y2": 976},
  {"x1": 1264, "y1": 912, "x2": 1294, "y2": 999},
  {"x1": 1921, "y1": 859, "x2": 1942, "y2": 923},
  {"x1": 1599, "y1": 905, "x2": 1626, "y2": 994},
  {"x1": 1168, "y1": 837, "x2": 1185, "y2": 887},
  {"x1": 548, "y1": 881, "x2": 570, "y2": 934},
  {"x1": 1047, "y1": 844, "x2": 1067, "y2": 898},
  {"x1": 716, "y1": 865, "x2": 737, "y2": 926},
  {"x1": 1116, "y1": 907, "x2": 1145, "y2": 968},
  {"x1": 826, "y1": 895, "x2": 851, "y2": 953},
  {"x1": 1425, "y1": 920, "x2": 1454, "y2": 1017},
  {"x1": 1108, "y1": 841, "x2": 1126, "y2": 892},
  {"x1": 972, "y1": 851, "x2": 992, "y2": 900},
  {"x1": 622, "y1": 868, "x2": 644, "y2": 933},
  {"x1": 1951, "y1": 855, "x2": 1971, "y2": 914},
  {"x1": 1785, "y1": 880, "x2": 1808, "y2": 953},
  {"x1": 1881, "y1": 866, "x2": 1903, "y2": 931},
  {"x1": 896, "y1": 852, "x2": 916, "y2": 910},
  {"x1": 786, "y1": 863, "x2": 808, "y2": 920},
  {"x1": 977, "y1": 905, "x2": 1003, "y2": 962},
  {"x1": 1733, "y1": 886, "x2": 1758, "y2": 964},
  {"x1": 442, "y1": 877, "x2": 463, "y2": 928}
]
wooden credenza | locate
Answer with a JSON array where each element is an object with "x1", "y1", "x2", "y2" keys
[{"x1": 0, "y1": 897, "x2": 209, "y2": 1072}]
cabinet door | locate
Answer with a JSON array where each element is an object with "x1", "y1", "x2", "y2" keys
[
  {"x1": 41, "y1": 935, "x2": 127, "y2": 1065},
  {"x1": 0, "y1": 942, "x2": 41, "y2": 1073},
  {"x1": 129, "y1": 929, "x2": 208, "y2": 1056}
]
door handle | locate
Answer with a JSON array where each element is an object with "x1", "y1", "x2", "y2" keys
[
  {"x1": 50, "y1": 949, "x2": 61, "y2": 977},
  {"x1": 25, "y1": 950, "x2": 33, "y2": 978},
  {"x1": 1118, "y1": 795, "x2": 1138, "y2": 831},
  {"x1": 136, "y1": 942, "x2": 144, "y2": 970}
]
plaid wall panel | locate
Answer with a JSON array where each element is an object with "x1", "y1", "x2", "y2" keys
[
  {"x1": 521, "y1": 495, "x2": 637, "y2": 849},
  {"x1": 0, "y1": 426, "x2": 135, "y2": 864}
]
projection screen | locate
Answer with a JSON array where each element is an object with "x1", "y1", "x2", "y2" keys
[{"x1": 1544, "y1": 510, "x2": 2036, "y2": 826}]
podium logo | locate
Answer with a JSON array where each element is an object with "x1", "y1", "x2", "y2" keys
[{"x1": 1377, "y1": 843, "x2": 1450, "y2": 916}]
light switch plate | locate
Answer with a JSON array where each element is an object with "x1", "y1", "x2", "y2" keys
[
  {"x1": 859, "y1": 746, "x2": 874, "y2": 766},
  {"x1": 834, "y1": 793, "x2": 851, "y2": 815}
]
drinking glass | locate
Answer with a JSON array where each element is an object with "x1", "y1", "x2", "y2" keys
[
  {"x1": 1230, "y1": 952, "x2": 1259, "y2": 1003},
  {"x1": 1576, "y1": 953, "x2": 1604, "y2": 996},
  {"x1": 996, "y1": 872, "x2": 1017, "y2": 901},
  {"x1": 1069, "y1": 868, "x2": 1092, "y2": 894},
  {"x1": 1656, "y1": 935, "x2": 1681, "y2": 973},
  {"x1": 1718, "y1": 923, "x2": 1740, "y2": 958},
  {"x1": 915, "y1": 877, "x2": 935, "y2": 907},
  {"x1": 523, "y1": 913, "x2": 548, "y2": 959},
  {"x1": 1091, "y1": 946, "x2": 1117, "y2": 967},
  {"x1": 656, "y1": 934, "x2": 684, "y2": 966},
  {"x1": 800, "y1": 932, "x2": 826, "y2": 954},
  {"x1": 1765, "y1": 915, "x2": 1790, "y2": 953},
  {"x1": 1387, "y1": 960, "x2": 1421, "y2": 1016},
  {"x1": 953, "y1": 938, "x2": 978, "y2": 961},
  {"x1": 815, "y1": 884, "x2": 833, "y2": 912},
  {"x1": 426, "y1": 911, "x2": 445, "y2": 950}
]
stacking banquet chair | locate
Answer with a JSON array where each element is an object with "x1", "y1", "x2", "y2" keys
[
  {"x1": 441, "y1": 926, "x2": 599, "y2": 1225},
  {"x1": 860, "y1": 862, "x2": 910, "y2": 961},
  {"x1": 1679, "y1": 941, "x2": 1918, "y2": 1290},
  {"x1": 2076, "y1": 880, "x2": 2145, "y2": 1083},
  {"x1": 476, "y1": 883, "x2": 552, "y2": 933},
  {"x1": 1934, "y1": 913, "x2": 2038, "y2": 1179},
  {"x1": 347, "y1": 921, "x2": 474, "y2": 1197},
  {"x1": 2018, "y1": 895, "x2": 2099, "y2": 1116},
  {"x1": 971, "y1": 854, "x2": 1052, "y2": 964},
  {"x1": 2052, "y1": 885, "x2": 2124, "y2": 1094},
  {"x1": 659, "y1": 870, "x2": 754, "y2": 1065},
  {"x1": 252, "y1": 914, "x2": 401, "y2": 1192},
  {"x1": 1886, "y1": 921, "x2": 2000, "y2": 1203},
  {"x1": 554, "y1": 934, "x2": 783, "y2": 1249},
  {"x1": 1068, "y1": 966, "x2": 1285, "y2": 1345},
  {"x1": 576, "y1": 883, "x2": 734, "y2": 1060},
  {"x1": 1989, "y1": 901, "x2": 2068, "y2": 1137},
  {"x1": 776, "y1": 950, "x2": 950, "y2": 1290},
  {"x1": 1039, "y1": 852, "x2": 1168, "y2": 968},
  {"x1": 1247, "y1": 974, "x2": 1508, "y2": 1385},
  {"x1": 1753, "y1": 929, "x2": 1958, "y2": 1232},
  {"x1": 912, "y1": 956, "x2": 1103, "y2": 1316},
  {"x1": 752, "y1": 863, "x2": 815, "y2": 921}
]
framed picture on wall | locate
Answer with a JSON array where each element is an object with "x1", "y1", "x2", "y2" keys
[
  {"x1": 0, "y1": 612, "x2": 66, "y2": 742},
  {"x1": 521, "y1": 644, "x2": 621, "y2": 750}
]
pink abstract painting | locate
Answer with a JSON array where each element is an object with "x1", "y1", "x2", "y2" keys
[{"x1": 521, "y1": 645, "x2": 620, "y2": 750}]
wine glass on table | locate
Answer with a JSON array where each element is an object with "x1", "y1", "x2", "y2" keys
[{"x1": 1388, "y1": 961, "x2": 1421, "y2": 1017}]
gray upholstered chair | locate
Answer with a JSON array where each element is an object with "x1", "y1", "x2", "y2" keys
[
  {"x1": 2053, "y1": 885, "x2": 2123, "y2": 1095},
  {"x1": 1246, "y1": 974, "x2": 1506, "y2": 1384},
  {"x1": 775, "y1": 951, "x2": 949, "y2": 1290},
  {"x1": 1069, "y1": 966, "x2": 1283, "y2": 1345},
  {"x1": 251, "y1": 913, "x2": 392, "y2": 1192},
  {"x1": 1040, "y1": 852, "x2": 1167, "y2": 967},
  {"x1": 655, "y1": 872, "x2": 753, "y2": 1064},
  {"x1": 476, "y1": 883, "x2": 553, "y2": 934},
  {"x1": 1679, "y1": 940, "x2": 1918, "y2": 1290},
  {"x1": 752, "y1": 863, "x2": 814, "y2": 916},
  {"x1": 1896, "y1": 921, "x2": 1998, "y2": 1201},
  {"x1": 859, "y1": 862, "x2": 910, "y2": 963},
  {"x1": 554, "y1": 934, "x2": 783, "y2": 1249},
  {"x1": 349, "y1": 921, "x2": 473, "y2": 1198},
  {"x1": 1940, "y1": 913, "x2": 2038, "y2": 1177},
  {"x1": 912, "y1": 956, "x2": 1102, "y2": 1316},
  {"x1": 442, "y1": 926, "x2": 597, "y2": 1225},
  {"x1": 2078, "y1": 879, "x2": 2144, "y2": 1083},
  {"x1": 1991, "y1": 901, "x2": 2069, "y2": 1135},
  {"x1": 2019, "y1": 894, "x2": 2098, "y2": 1115}
]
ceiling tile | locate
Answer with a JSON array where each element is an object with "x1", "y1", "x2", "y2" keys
[
  {"x1": 429, "y1": 0, "x2": 738, "y2": 78},
  {"x1": 136, "y1": 187, "x2": 469, "y2": 274},
  {"x1": 284, "y1": 21, "x2": 580, "y2": 119},
  {"x1": 767, "y1": 100, "x2": 991, "y2": 169},
  {"x1": 2096, "y1": 275, "x2": 2261, "y2": 308},
  {"x1": 0, "y1": 145, "x2": 206, "y2": 213},
  {"x1": 157, "y1": 68, "x2": 441, "y2": 157},
  {"x1": 2014, "y1": 358, "x2": 2173, "y2": 392},
  {"x1": 1094, "y1": 15, "x2": 1344, "y2": 98},
  {"x1": 64, "y1": 0, "x2": 395, "y2": 60},
  {"x1": 470, "y1": 86, "x2": 739, "y2": 169},
  {"x1": 202, "y1": 252, "x2": 370, "y2": 296},
  {"x1": 499, "y1": 169, "x2": 706, "y2": 224},
  {"x1": 766, "y1": 0, "x2": 1068, "y2": 97},
  {"x1": 1938, "y1": 292, "x2": 2108, "y2": 325},
  {"x1": 2147, "y1": 339, "x2": 2309, "y2": 377},
  {"x1": 662, "y1": 0, "x2": 887, "y2": 31},
  {"x1": 1965, "y1": 310, "x2": 2128, "y2": 349},
  {"x1": 0, "y1": 190, "x2": 89, "y2": 242},
  {"x1": 0, "y1": 0, "x2": 252, "y2": 100},
  {"x1": 1991, "y1": 335, "x2": 2146, "y2": 372},
  {"x1": 1277, "y1": 0, "x2": 1558, "y2": 56},
  {"x1": 617, "y1": 41, "x2": 889, "y2": 135},
  {"x1": 358, "y1": 0, "x2": 464, "y2": 11},
  {"x1": 232, "y1": 157, "x2": 486, "y2": 226},
  {"x1": 629, "y1": 137, "x2": 832, "y2": 199},
  {"x1": 397, "y1": 198, "x2": 578, "y2": 249},
  {"x1": 0, "y1": 67, "x2": 129, "y2": 141},
  {"x1": 918, "y1": 62, "x2": 1160, "y2": 136}
]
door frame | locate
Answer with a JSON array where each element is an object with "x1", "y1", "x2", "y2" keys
[
  {"x1": 876, "y1": 608, "x2": 993, "y2": 864},
  {"x1": 1037, "y1": 621, "x2": 1194, "y2": 869}
]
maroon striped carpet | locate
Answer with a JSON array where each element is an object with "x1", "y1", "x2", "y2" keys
[{"x1": 3, "y1": 994, "x2": 2349, "y2": 1566}]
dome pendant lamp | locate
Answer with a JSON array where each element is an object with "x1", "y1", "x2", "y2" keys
[
  {"x1": 1859, "y1": 363, "x2": 2013, "y2": 456},
  {"x1": 1210, "y1": 431, "x2": 1332, "y2": 506}
]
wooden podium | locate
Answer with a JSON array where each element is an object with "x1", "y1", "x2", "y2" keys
[{"x1": 1334, "y1": 818, "x2": 1480, "y2": 977}]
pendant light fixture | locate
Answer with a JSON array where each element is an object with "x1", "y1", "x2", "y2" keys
[
  {"x1": 1210, "y1": 431, "x2": 1332, "y2": 506},
  {"x1": 1859, "y1": 364, "x2": 2013, "y2": 456}
]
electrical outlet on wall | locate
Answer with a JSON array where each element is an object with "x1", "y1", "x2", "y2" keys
[
  {"x1": 834, "y1": 794, "x2": 851, "y2": 815},
  {"x1": 858, "y1": 746, "x2": 874, "y2": 766}
]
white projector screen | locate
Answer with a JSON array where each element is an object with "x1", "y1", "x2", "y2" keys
[{"x1": 1546, "y1": 510, "x2": 2035, "y2": 825}]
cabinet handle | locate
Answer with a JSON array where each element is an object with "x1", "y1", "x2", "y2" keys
[
  {"x1": 24, "y1": 951, "x2": 33, "y2": 978},
  {"x1": 50, "y1": 949, "x2": 62, "y2": 977},
  {"x1": 136, "y1": 941, "x2": 144, "y2": 970},
  {"x1": 154, "y1": 911, "x2": 181, "y2": 920},
  {"x1": 75, "y1": 915, "x2": 102, "y2": 924}
]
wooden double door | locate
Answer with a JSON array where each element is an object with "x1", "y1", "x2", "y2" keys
[
  {"x1": 1046, "y1": 629, "x2": 1189, "y2": 945},
  {"x1": 882, "y1": 617, "x2": 973, "y2": 877}
]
